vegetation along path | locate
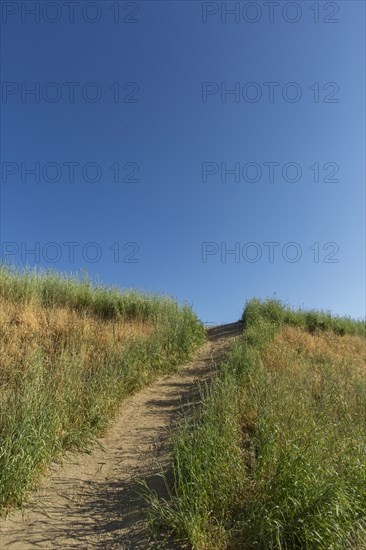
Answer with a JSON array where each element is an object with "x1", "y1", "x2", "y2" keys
[{"x1": 0, "y1": 322, "x2": 242, "y2": 549}]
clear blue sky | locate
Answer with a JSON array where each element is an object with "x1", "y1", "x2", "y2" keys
[{"x1": 1, "y1": 0, "x2": 365, "y2": 323}]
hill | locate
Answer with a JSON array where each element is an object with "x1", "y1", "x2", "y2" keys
[
  {"x1": 148, "y1": 299, "x2": 366, "y2": 549},
  {"x1": 0, "y1": 266, "x2": 205, "y2": 512}
]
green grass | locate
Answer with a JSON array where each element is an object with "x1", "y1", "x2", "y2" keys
[
  {"x1": 0, "y1": 264, "x2": 193, "y2": 322},
  {"x1": 146, "y1": 299, "x2": 366, "y2": 549},
  {"x1": 242, "y1": 297, "x2": 365, "y2": 337},
  {"x1": 0, "y1": 265, "x2": 206, "y2": 513}
]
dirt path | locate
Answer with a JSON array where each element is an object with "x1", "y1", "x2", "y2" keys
[{"x1": 0, "y1": 322, "x2": 242, "y2": 549}]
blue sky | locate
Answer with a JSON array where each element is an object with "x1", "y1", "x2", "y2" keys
[{"x1": 1, "y1": 0, "x2": 365, "y2": 323}]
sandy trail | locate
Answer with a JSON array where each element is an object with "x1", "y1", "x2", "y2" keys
[{"x1": 0, "y1": 322, "x2": 242, "y2": 549}]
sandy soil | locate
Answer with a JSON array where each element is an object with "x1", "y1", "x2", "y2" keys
[{"x1": 0, "y1": 322, "x2": 242, "y2": 549}]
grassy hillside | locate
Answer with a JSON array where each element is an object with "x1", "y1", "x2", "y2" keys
[
  {"x1": 147, "y1": 299, "x2": 366, "y2": 549},
  {"x1": 0, "y1": 266, "x2": 205, "y2": 512}
]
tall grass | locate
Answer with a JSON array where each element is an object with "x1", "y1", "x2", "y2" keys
[
  {"x1": 147, "y1": 299, "x2": 366, "y2": 549},
  {"x1": 0, "y1": 264, "x2": 191, "y2": 322},
  {"x1": 0, "y1": 266, "x2": 206, "y2": 513},
  {"x1": 242, "y1": 297, "x2": 365, "y2": 336}
]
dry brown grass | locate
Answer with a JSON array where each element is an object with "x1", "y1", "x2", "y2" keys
[
  {"x1": 0, "y1": 298, "x2": 155, "y2": 383},
  {"x1": 263, "y1": 325, "x2": 366, "y2": 376},
  {"x1": 261, "y1": 326, "x2": 366, "y2": 409}
]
